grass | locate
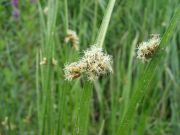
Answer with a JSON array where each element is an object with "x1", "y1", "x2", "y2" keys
[
  {"x1": 117, "y1": 6, "x2": 180, "y2": 135},
  {"x1": 0, "y1": 0, "x2": 180, "y2": 135}
]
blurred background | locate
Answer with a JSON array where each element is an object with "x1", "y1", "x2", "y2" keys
[
  {"x1": 0, "y1": 0, "x2": 180, "y2": 135},
  {"x1": 0, "y1": 0, "x2": 38, "y2": 134}
]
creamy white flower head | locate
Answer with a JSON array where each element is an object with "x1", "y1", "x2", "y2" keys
[
  {"x1": 65, "y1": 29, "x2": 79, "y2": 50},
  {"x1": 81, "y1": 45, "x2": 113, "y2": 81},
  {"x1": 137, "y1": 34, "x2": 161, "y2": 61},
  {"x1": 64, "y1": 45, "x2": 113, "y2": 81},
  {"x1": 64, "y1": 62, "x2": 82, "y2": 81}
]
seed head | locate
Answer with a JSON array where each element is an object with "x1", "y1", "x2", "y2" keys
[
  {"x1": 65, "y1": 29, "x2": 79, "y2": 50},
  {"x1": 64, "y1": 62, "x2": 83, "y2": 80},
  {"x1": 137, "y1": 34, "x2": 160, "y2": 61},
  {"x1": 64, "y1": 45, "x2": 113, "y2": 81},
  {"x1": 81, "y1": 45, "x2": 113, "y2": 80}
]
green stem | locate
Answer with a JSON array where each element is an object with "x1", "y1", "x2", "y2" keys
[
  {"x1": 96, "y1": 0, "x2": 116, "y2": 48},
  {"x1": 91, "y1": 0, "x2": 98, "y2": 42},
  {"x1": 78, "y1": 81, "x2": 92, "y2": 135},
  {"x1": 64, "y1": 0, "x2": 69, "y2": 33}
]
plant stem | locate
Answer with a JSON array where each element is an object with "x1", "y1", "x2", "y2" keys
[{"x1": 96, "y1": 0, "x2": 116, "y2": 48}]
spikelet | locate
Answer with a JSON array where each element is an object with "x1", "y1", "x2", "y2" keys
[
  {"x1": 52, "y1": 58, "x2": 58, "y2": 65},
  {"x1": 40, "y1": 57, "x2": 47, "y2": 65},
  {"x1": 65, "y1": 29, "x2": 79, "y2": 50},
  {"x1": 43, "y1": 6, "x2": 48, "y2": 15},
  {"x1": 64, "y1": 45, "x2": 113, "y2": 81},
  {"x1": 81, "y1": 45, "x2": 113, "y2": 80},
  {"x1": 137, "y1": 34, "x2": 161, "y2": 61},
  {"x1": 64, "y1": 62, "x2": 83, "y2": 81},
  {"x1": 40, "y1": 57, "x2": 58, "y2": 66},
  {"x1": 1, "y1": 116, "x2": 16, "y2": 130}
]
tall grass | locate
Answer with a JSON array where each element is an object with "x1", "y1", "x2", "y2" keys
[
  {"x1": 37, "y1": 0, "x2": 116, "y2": 134},
  {"x1": 0, "y1": 0, "x2": 180, "y2": 135},
  {"x1": 37, "y1": 0, "x2": 180, "y2": 134},
  {"x1": 117, "y1": 6, "x2": 180, "y2": 135},
  {"x1": 37, "y1": 0, "x2": 58, "y2": 134},
  {"x1": 37, "y1": 1, "x2": 180, "y2": 135}
]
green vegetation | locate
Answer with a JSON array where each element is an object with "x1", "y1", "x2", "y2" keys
[{"x1": 0, "y1": 0, "x2": 180, "y2": 135}]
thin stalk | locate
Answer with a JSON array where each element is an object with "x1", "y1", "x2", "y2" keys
[
  {"x1": 121, "y1": 33, "x2": 139, "y2": 115},
  {"x1": 98, "y1": 120, "x2": 105, "y2": 135},
  {"x1": 38, "y1": 0, "x2": 58, "y2": 134},
  {"x1": 96, "y1": 0, "x2": 116, "y2": 48},
  {"x1": 36, "y1": 52, "x2": 40, "y2": 134},
  {"x1": 78, "y1": 81, "x2": 92, "y2": 135},
  {"x1": 57, "y1": 81, "x2": 68, "y2": 135},
  {"x1": 64, "y1": 0, "x2": 68, "y2": 33},
  {"x1": 91, "y1": 0, "x2": 98, "y2": 42}
]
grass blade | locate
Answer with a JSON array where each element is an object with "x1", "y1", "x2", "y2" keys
[{"x1": 96, "y1": 0, "x2": 116, "y2": 48}]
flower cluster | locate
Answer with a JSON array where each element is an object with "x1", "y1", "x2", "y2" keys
[
  {"x1": 40, "y1": 57, "x2": 57, "y2": 66},
  {"x1": 64, "y1": 45, "x2": 113, "y2": 81},
  {"x1": 65, "y1": 29, "x2": 79, "y2": 50},
  {"x1": 64, "y1": 62, "x2": 84, "y2": 80},
  {"x1": 137, "y1": 34, "x2": 161, "y2": 61}
]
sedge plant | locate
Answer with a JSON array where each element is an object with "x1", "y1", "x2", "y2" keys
[
  {"x1": 116, "y1": 5, "x2": 180, "y2": 135},
  {"x1": 37, "y1": 0, "x2": 116, "y2": 134}
]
